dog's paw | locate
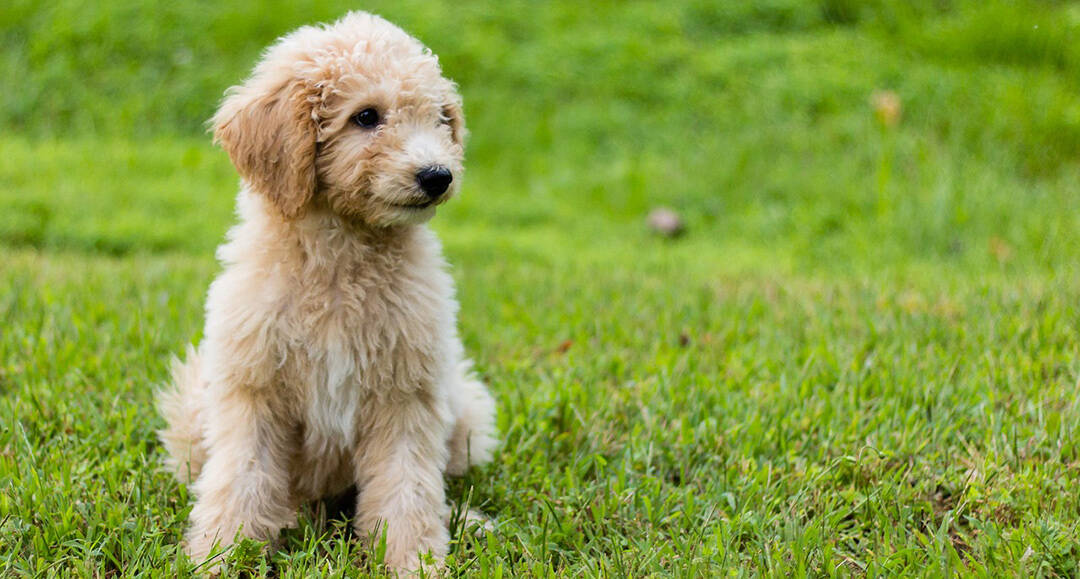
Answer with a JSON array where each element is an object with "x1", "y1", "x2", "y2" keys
[
  {"x1": 383, "y1": 552, "x2": 445, "y2": 577},
  {"x1": 460, "y1": 509, "x2": 494, "y2": 535},
  {"x1": 446, "y1": 501, "x2": 495, "y2": 536},
  {"x1": 182, "y1": 539, "x2": 226, "y2": 577}
]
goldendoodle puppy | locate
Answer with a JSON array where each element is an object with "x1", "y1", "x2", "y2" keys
[{"x1": 157, "y1": 11, "x2": 497, "y2": 572}]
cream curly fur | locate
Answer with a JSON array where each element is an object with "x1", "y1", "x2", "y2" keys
[{"x1": 156, "y1": 11, "x2": 497, "y2": 573}]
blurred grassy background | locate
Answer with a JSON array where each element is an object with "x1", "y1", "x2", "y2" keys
[
  {"x1": 2, "y1": 0, "x2": 1079, "y2": 269},
  {"x1": 3, "y1": 0, "x2": 1080, "y2": 575}
]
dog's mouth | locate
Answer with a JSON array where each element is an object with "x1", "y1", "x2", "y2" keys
[
  {"x1": 381, "y1": 197, "x2": 441, "y2": 226},
  {"x1": 390, "y1": 192, "x2": 453, "y2": 211},
  {"x1": 381, "y1": 184, "x2": 453, "y2": 217},
  {"x1": 392, "y1": 199, "x2": 438, "y2": 210}
]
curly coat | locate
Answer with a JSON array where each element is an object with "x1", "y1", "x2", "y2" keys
[{"x1": 157, "y1": 11, "x2": 497, "y2": 572}]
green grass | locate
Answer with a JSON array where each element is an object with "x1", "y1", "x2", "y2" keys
[{"x1": 2, "y1": 0, "x2": 1080, "y2": 576}]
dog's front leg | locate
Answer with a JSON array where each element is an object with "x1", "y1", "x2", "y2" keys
[
  {"x1": 353, "y1": 395, "x2": 452, "y2": 572},
  {"x1": 185, "y1": 390, "x2": 297, "y2": 568}
]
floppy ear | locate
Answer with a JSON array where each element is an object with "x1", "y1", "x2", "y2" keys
[{"x1": 212, "y1": 79, "x2": 318, "y2": 219}]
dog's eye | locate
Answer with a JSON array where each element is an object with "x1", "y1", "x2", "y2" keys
[
  {"x1": 352, "y1": 108, "x2": 380, "y2": 128},
  {"x1": 439, "y1": 107, "x2": 454, "y2": 126}
]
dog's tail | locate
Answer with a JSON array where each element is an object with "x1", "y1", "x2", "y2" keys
[{"x1": 157, "y1": 345, "x2": 209, "y2": 484}]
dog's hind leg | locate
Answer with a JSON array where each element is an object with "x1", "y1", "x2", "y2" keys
[
  {"x1": 158, "y1": 345, "x2": 209, "y2": 483},
  {"x1": 445, "y1": 359, "x2": 497, "y2": 476}
]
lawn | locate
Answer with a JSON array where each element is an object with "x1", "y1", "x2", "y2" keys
[{"x1": 2, "y1": 0, "x2": 1080, "y2": 576}]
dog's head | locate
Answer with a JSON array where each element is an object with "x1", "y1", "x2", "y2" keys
[{"x1": 212, "y1": 12, "x2": 466, "y2": 226}]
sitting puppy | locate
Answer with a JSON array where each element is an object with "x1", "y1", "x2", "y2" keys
[{"x1": 157, "y1": 11, "x2": 497, "y2": 572}]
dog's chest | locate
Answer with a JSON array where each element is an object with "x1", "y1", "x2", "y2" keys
[{"x1": 285, "y1": 256, "x2": 454, "y2": 450}]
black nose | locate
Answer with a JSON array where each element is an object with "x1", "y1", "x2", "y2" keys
[{"x1": 416, "y1": 166, "x2": 453, "y2": 198}]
